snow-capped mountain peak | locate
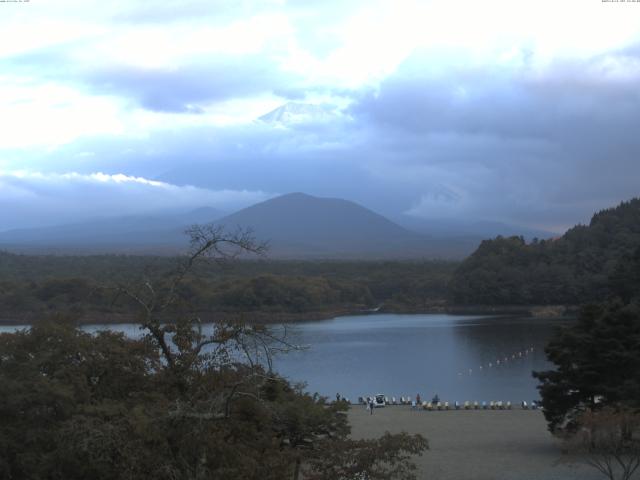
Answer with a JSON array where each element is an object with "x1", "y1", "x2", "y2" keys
[{"x1": 258, "y1": 102, "x2": 335, "y2": 125}]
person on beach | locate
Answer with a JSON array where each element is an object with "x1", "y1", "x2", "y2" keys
[
  {"x1": 416, "y1": 393, "x2": 421, "y2": 405},
  {"x1": 369, "y1": 399, "x2": 374, "y2": 415}
]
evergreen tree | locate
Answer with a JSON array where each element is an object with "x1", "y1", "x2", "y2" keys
[
  {"x1": 534, "y1": 302, "x2": 640, "y2": 432},
  {"x1": 450, "y1": 198, "x2": 640, "y2": 306}
]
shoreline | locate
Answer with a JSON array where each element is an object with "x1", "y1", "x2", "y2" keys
[{"x1": 0, "y1": 304, "x2": 577, "y2": 326}]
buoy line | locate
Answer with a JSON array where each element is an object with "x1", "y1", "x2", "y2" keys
[{"x1": 456, "y1": 346, "x2": 535, "y2": 377}]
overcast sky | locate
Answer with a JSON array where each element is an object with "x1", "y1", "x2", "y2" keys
[{"x1": 1, "y1": 0, "x2": 640, "y2": 232}]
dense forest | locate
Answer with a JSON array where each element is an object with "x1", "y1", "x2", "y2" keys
[
  {"x1": 0, "y1": 254, "x2": 456, "y2": 323},
  {"x1": 450, "y1": 198, "x2": 640, "y2": 305},
  {"x1": 2, "y1": 198, "x2": 639, "y2": 324}
]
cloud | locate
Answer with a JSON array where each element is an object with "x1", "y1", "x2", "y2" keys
[
  {"x1": 0, "y1": 171, "x2": 272, "y2": 231},
  {"x1": 2, "y1": 44, "x2": 297, "y2": 115},
  {"x1": 2, "y1": 1, "x2": 640, "y2": 233},
  {"x1": 344, "y1": 47, "x2": 640, "y2": 230},
  {"x1": 19, "y1": 41, "x2": 640, "y2": 232},
  {"x1": 109, "y1": 0, "x2": 243, "y2": 24},
  {"x1": 85, "y1": 57, "x2": 292, "y2": 113}
]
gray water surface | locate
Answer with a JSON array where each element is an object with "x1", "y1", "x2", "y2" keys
[
  {"x1": 271, "y1": 314, "x2": 561, "y2": 403},
  {"x1": 0, "y1": 314, "x2": 563, "y2": 403}
]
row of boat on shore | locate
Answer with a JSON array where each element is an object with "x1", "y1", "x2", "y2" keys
[{"x1": 352, "y1": 395, "x2": 542, "y2": 410}]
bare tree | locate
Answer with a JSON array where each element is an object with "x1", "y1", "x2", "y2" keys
[
  {"x1": 563, "y1": 407, "x2": 640, "y2": 480},
  {"x1": 107, "y1": 224, "x2": 428, "y2": 479},
  {"x1": 111, "y1": 224, "x2": 300, "y2": 411}
]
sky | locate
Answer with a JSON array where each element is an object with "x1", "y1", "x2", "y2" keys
[{"x1": 1, "y1": 0, "x2": 640, "y2": 233}]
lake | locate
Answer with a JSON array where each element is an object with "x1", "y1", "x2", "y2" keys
[
  {"x1": 271, "y1": 313, "x2": 562, "y2": 404},
  {"x1": 0, "y1": 313, "x2": 563, "y2": 404}
]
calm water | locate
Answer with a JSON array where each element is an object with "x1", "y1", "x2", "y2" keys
[
  {"x1": 271, "y1": 314, "x2": 561, "y2": 403},
  {"x1": 0, "y1": 314, "x2": 564, "y2": 403}
]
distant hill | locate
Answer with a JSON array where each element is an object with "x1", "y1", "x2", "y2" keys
[
  {"x1": 214, "y1": 193, "x2": 474, "y2": 259},
  {"x1": 0, "y1": 193, "x2": 485, "y2": 259},
  {"x1": 395, "y1": 215, "x2": 554, "y2": 241},
  {"x1": 449, "y1": 198, "x2": 640, "y2": 305},
  {"x1": 0, "y1": 207, "x2": 224, "y2": 254}
]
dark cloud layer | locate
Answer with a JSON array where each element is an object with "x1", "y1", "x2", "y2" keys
[
  {"x1": 3, "y1": 49, "x2": 296, "y2": 113},
  {"x1": 87, "y1": 57, "x2": 289, "y2": 113},
  {"x1": 342, "y1": 49, "x2": 640, "y2": 228}
]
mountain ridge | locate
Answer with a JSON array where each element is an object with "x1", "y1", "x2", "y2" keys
[
  {"x1": 0, "y1": 192, "x2": 550, "y2": 259},
  {"x1": 0, "y1": 207, "x2": 225, "y2": 252},
  {"x1": 214, "y1": 192, "x2": 435, "y2": 258}
]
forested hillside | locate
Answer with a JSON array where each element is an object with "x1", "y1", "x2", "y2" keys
[
  {"x1": 0, "y1": 254, "x2": 455, "y2": 323},
  {"x1": 450, "y1": 198, "x2": 640, "y2": 305},
  {"x1": 3, "y1": 198, "x2": 638, "y2": 320}
]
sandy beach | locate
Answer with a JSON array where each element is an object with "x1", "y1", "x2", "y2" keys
[{"x1": 348, "y1": 406, "x2": 602, "y2": 480}]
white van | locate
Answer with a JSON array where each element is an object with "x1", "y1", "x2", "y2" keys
[{"x1": 373, "y1": 394, "x2": 386, "y2": 407}]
